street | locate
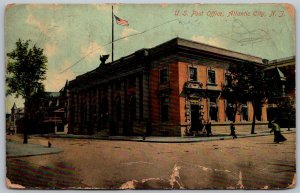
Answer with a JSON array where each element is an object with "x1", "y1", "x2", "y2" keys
[{"x1": 6, "y1": 133, "x2": 296, "y2": 189}]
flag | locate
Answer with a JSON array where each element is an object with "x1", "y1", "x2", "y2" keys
[{"x1": 114, "y1": 14, "x2": 129, "y2": 26}]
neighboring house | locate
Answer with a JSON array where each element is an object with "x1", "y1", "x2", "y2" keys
[
  {"x1": 6, "y1": 113, "x2": 11, "y2": 133},
  {"x1": 266, "y1": 56, "x2": 295, "y2": 99},
  {"x1": 38, "y1": 81, "x2": 68, "y2": 134},
  {"x1": 67, "y1": 37, "x2": 270, "y2": 136},
  {"x1": 8, "y1": 103, "x2": 24, "y2": 134},
  {"x1": 28, "y1": 81, "x2": 69, "y2": 134},
  {"x1": 264, "y1": 56, "x2": 296, "y2": 128},
  {"x1": 7, "y1": 82, "x2": 69, "y2": 135}
]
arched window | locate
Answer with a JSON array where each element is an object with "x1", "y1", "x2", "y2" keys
[
  {"x1": 129, "y1": 96, "x2": 136, "y2": 121},
  {"x1": 101, "y1": 98, "x2": 109, "y2": 122},
  {"x1": 115, "y1": 80, "x2": 122, "y2": 90},
  {"x1": 115, "y1": 97, "x2": 122, "y2": 121}
]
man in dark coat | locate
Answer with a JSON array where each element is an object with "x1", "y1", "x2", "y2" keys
[
  {"x1": 205, "y1": 120, "x2": 212, "y2": 137},
  {"x1": 230, "y1": 122, "x2": 237, "y2": 139}
]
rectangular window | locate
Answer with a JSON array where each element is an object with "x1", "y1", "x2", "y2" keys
[
  {"x1": 160, "y1": 68, "x2": 168, "y2": 84},
  {"x1": 209, "y1": 98, "x2": 218, "y2": 121},
  {"x1": 115, "y1": 80, "x2": 121, "y2": 90},
  {"x1": 226, "y1": 102, "x2": 235, "y2": 121},
  {"x1": 208, "y1": 70, "x2": 216, "y2": 84},
  {"x1": 103, "y1": 85, "x2": 108, "y2": 92},
  {"x1": 256, "y1": 106, "x2": 262, "y2": 121},
  {"x1": 161, "y1": 96, "x2": 169, "y2": 122},
  {"x1": 189, "y1": 67, "x2": 197, "y2": 81},
  {"x1": 242, "y1": 104, "x2": 248, "y2": 121},
  {"x1": 224, "y1": 72, "x2": 231, "y2": 86},
  {"x1": 129, "y1": 76, "x2": 136, "y2": 87}
]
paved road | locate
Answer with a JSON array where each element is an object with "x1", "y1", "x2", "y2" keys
[{"x1": 6, "y1": 133, "x2": 296, "y2": 189}]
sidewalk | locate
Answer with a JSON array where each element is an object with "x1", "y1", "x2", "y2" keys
[
  {"x1": 6, "y1": 140, "x2": 63, "y2": 158},
  {"x1": 42, "y1": 129, "x2": 296, "y2": 143}
]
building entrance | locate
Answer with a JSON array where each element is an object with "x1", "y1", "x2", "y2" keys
[{"x1": 190, "y1": 104, "x2": 200, "y2": 132}]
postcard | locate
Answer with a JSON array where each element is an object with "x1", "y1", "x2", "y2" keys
[{"x1": 5, "y1": 3, "x2": 295, "y2": 189}]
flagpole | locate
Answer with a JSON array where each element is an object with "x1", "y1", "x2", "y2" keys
[{"x1": 112, "y1": 5, "x2": 114, "y2": 62}]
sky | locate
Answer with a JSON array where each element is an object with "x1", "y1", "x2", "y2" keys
[{"x1": 5, "y1": 3, "x2": 295, "y2": 112}]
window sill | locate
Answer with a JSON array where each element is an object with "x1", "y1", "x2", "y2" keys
[
  {"x1": 207, "y1": 82, "x2": 218, "y2": 86},
  {"x1": 159, "y1": 82, "x2": 170, "y2": 90},
  {"x1": 159, "y1": 81, "x2": 170, "y2": 85}
]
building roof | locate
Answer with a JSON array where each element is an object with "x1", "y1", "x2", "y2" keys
[
  {"x1": 54, "y1": 107, "x2": 65, "y2": 113},
  {"x1": 69, "y1": 37, "x2": 265, "y2": 89},
  {"x1": 11, "y1": 103, "x2": 17, "y2": 110},
  {"x1": 44, "y1": 92, "x2": 60, "y2": 99},
  {"x1": 275, "y1": 67, "x2": 286, "y2": 81},
  {"x1": 59, "y1": 80, "x2": 69, "y2": 93},
  {"x1": 268, "y1": 56, "x2": 295, "y2": 64},
  {"x1": 265, "y1": 56, "x2": 295, "y2": 70},
  {"x1": 172, "y1": 38, "x2": 263, "y2": 64}
]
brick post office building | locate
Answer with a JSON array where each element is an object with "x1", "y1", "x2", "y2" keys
[{"x1": 67, "y1": 38, "x2": 268, "y2": 136}]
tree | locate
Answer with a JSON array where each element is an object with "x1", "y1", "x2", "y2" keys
[
  {"x1": 278, "y1": 97, "x2": 295, "y2": 131},
  {"x1": 222, "y1": 70, "x2": 246, "y2": 123},
  {"x1": 223, "y1": 62, "x2": 268, "y2": 134},
  {"x1": 6, "y1": 39, "x2": 47, "y2": 144},
  {"x1": 265, "y1": 66, "x2": 295, "y2": 130}
]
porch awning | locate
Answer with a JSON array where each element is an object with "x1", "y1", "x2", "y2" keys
[{"x1": 54, "y1": 108, "x2": 65, "y2": 113}]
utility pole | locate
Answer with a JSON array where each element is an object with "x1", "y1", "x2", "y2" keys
[{"x1": 112, "y1": 5, "x2": 114, "y2": 62}]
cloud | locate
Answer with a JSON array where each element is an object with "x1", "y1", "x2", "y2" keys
[
  {"x1": 81, "y1": 41, "x2": 107, "y2": 62},
  {"x1": 44, "y1": 43, "x2": 58, "y2": 58},
  {"x1": 26, "y1": 14, "x2": 49, "y2": 35},
  {"x1": 120, "y1": 27, "x2": 138, "y2": 40},
  {"x1": 45, "y1": 60, "x2": 75, "y2": 91},
  {"x1": 191, "y1": 35, "x2": 226, "y2": 48},
  {"x1": 25, "y1": 14, "x2": 64, "y2": 37}
]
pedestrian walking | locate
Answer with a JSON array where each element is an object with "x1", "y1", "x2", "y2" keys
[
  {"x1": 198, "y1": 117, "x2": 205, "y2": 135},
  {"x1": 270, "y1": 120, "x2": 286, "y2": 143},
  {"x1": 230, "y1": 122, "x2": 237, "y2": 139},
  {"x1": 48, "y1": 141, "x2": 52, "y2": 148},
  {"x1": 206, "y1": 120, "x2": 212, "y2": 137},
  {"x1": 142, "y1": 133, "x2": 146, "y2": 141}
]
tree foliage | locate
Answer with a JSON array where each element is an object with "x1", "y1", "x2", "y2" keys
[
  {"x1": 6, "y1": 39, "x2": 47, "y2": 99},
  {"x1": 222, "y1": 68, "x2": 247, "y2": 122},
  {"x1": 6, "y1": 39, "x2": 47, "y2": 143},
  {"x1": 222, "y1": 62, "x2": 268, "y2": 134}
]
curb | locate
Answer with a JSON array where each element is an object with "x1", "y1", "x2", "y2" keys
[
  {"x1": 7, "y1": 150, "x2": 64, "y2": 158},
  {"x1": 40, "y1": 131, "x2": 296, "y2": 143}
]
